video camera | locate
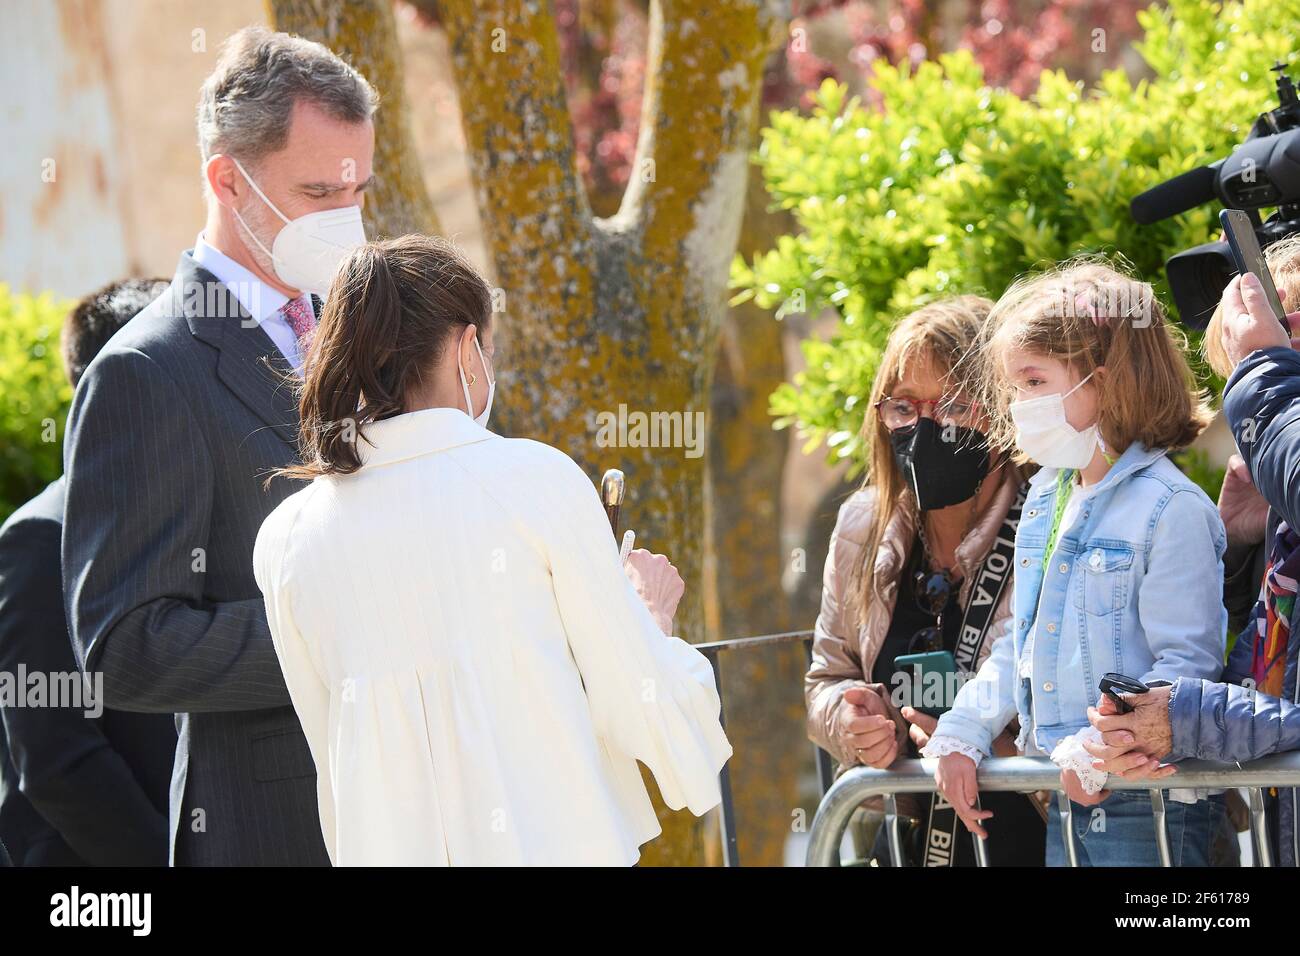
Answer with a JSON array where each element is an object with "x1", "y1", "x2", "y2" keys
[{"x1": 1131, "y1": 61, "x2": 1300, "y2": 329}]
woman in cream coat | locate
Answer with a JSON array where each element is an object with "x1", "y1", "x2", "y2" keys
[{"x1": 253, "y1": 235, "x2": 732, "y2": 866}]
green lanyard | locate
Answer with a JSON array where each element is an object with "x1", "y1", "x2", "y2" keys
[{"x1": 1040, "y1": 468, "x2": 1076, "y2": 577}]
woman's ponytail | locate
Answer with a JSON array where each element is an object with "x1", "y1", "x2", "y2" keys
[{"x1": 277, "y1": 234, "x2": 492, "y2": 482}]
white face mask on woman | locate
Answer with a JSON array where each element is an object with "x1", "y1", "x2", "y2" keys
[
  {"x1": 1008, "y1": 371, "x2": 1099, "y2": 469},
  {"x1": 230, "y1": 157, "x2": 367, "y2": 297},
  {"x1": 458, "y1": 335, "x2": 495, "y2": 428}
]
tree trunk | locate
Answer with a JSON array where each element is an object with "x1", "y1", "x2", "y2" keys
[
  {"x1": 438, "y1": 0, "x2": 786, "y2": 865},
  {"x1": 266, "y1": 0, "x2": 441, "y2": 239},
  {"x1": 704, "y1": 151, "x2": 805, "y2": 866}
]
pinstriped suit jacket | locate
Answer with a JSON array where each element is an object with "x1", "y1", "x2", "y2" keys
[{"x1": 62, "y1": 252, "x2": 330, "y2": 866}]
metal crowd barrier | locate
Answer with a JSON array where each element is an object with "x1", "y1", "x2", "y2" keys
[
  {"x1": 805, "y1": 752, "x2": 1300, "y2": 867},
  {"x1": 695, "y1": 627, "x2": 1300, "y2": 867},
  {"x1": 695, "y1": 629, "x2": 828, "y2": 867}
]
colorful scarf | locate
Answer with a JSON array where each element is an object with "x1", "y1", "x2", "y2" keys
[{"x1": 1250, "y1": 522, "x2": 1300, "y2": 697}]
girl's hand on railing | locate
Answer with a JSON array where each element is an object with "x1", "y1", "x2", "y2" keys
[
  {"x1": 934, "y1": 752, "x2": 993, "y2": 839},
  {"x1": 1060, "y1": 769, "x2": 1109, "y2": 806},
  {"x1": 836, "y1": 687, "x2": 898, "y2": 768}
]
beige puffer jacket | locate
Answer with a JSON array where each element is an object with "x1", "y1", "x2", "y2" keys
[{"x1": 805, "y1": 464, "x2": 1026, "y2": 772}]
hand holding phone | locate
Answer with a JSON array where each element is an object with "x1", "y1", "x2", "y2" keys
[{"x1": 1221, "y1": 209, "x2": 1289, "y2": 331}]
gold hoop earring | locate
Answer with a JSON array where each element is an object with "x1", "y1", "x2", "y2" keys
[{"x1": 466, "y1": 370, "x2": 477, "y2": 386}]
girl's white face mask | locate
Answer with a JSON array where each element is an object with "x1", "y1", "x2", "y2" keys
[
  {"x1": 458, "y1": 335, "x2": 495, "y2": 429},
  {"x1": 1008, "y1": 370, "x2": 1099, "y2": 469},
  {"x1": 230, "y1": 157, "x2": 366, "y2": 298}
]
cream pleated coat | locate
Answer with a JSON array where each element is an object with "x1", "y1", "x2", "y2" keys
[{"x1": 252, "y1": 407, "x2": 732, "y2": 866}]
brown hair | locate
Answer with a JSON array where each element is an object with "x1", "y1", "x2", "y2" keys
[
  {"x1": 851, "y1": 295, "x2": 994, "y2": 621},
  {"x1": 1203, "y1": 233, "x2": 1300, "y2": 378},
  {"x1": 977, "y1": 256, "x2": 1212, "y2": 461},
  {"x1": 279, "y1": 234, "x2": 492, "y2": 481},
  {"x1": 62, "y1": 277, "x2": 170, "y2": 386}
]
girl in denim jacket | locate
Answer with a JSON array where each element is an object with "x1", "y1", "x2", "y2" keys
[{"x1": 923, "y1": 259, "x2": 1228, "y2": 866}]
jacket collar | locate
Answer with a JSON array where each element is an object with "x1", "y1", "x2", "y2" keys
[
  {"x1": 356, "y1": 407, "x2": 495, "y2": 469},
  {"x1": 952, "y1": 461, "x2": 1025, "y2": 577},
  {"x1": 173, "y1": 251, "x2": 300, "y2": 449},
  {"x1": 1027, "y1": 443, "x2": 1165, "y2": 499}
]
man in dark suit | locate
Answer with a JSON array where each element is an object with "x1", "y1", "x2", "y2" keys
[
  {"x1": 62, "y1": 27, "x2": 376, "y2": 866},
  {"x1": 0, "y1": 279, "x2": 176, "y2": 866}
]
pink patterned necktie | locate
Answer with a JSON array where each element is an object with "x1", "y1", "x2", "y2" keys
[{"x1": 279, "y1": 295, "x2": 316, "y2": 353}]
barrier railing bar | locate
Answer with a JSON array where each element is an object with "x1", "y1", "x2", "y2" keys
[
  {"x1": 883, "y1": 793, "x2": 904, "y2": 867},
  {"x1": 972, "y1": 814, "x2": 990, "y2": 867},
  {"x1": 1248, "y1": 786, "x2": 1273, "y2": 867},
  {"x1": 1150, "y1": 788, "x2": 1172, "y2": 867},
  {"x1": 695, "y1": 630, "x2": 815, "y2": 653},
  {"x1": 698, "y1": 645, "x2": 739, "y2": 868},
  {"x1": 1055, "y1": 791, "x2": 1079, "y2": 867},
  {"x1": 700, "y1": 629, "x2": 826, "y2": 867},
  {"x1": 807, "y1": 753, "x2": 1300, "y2": 867}
]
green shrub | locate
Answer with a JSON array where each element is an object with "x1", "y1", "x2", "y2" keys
[
  {"x1": 1172, "y1": 447, "x2": 1228, "y2": 502},
  {"x1": 0, "y1": 284, "x2": 72, "y2": 523},
  {"x1": 733, "y1": 0, "x2": 1300, "y2": 472}
]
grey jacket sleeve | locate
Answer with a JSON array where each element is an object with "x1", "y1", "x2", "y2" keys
[
  {"x1": 62, "y1": 347, "x2": 291, "y2": 713},
  {"x1": 1169, "y1": 676, "x2": 1300, "y2": 762}
]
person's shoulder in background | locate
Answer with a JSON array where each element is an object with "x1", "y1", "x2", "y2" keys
[{"x1": 0, "y1": 478, "x2": 64, "y2": 542}]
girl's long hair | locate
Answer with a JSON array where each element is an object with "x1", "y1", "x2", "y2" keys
[{"x1": 278, "y1": 233, "x2": 492, "y2": 481}]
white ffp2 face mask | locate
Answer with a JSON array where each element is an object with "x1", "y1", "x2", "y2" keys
[
  {"x1": 458, "y1": 335, "x2": 495, "y2": 429},
  {"x1": 1008, "y1": 371, "x2": 1099, "y2": 469},
  {"x1": 230, "y1": 157, "x2": 366, "y2": 298}
]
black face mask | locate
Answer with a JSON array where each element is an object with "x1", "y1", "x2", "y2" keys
[{"x1": 889, "y1": 417, "x2": 991, "y2": 511}]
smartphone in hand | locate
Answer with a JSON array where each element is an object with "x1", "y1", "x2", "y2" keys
[{"x1": 1221, "y1": 208, "x2": 1289, "y2": 332}]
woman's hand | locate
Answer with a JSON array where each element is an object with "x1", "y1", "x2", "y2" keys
[
  {"x1": 1219, "y1": 274, "x2": 1300, "y2": 368},
  {"x1": 622, "y1": 549, "x2": 684, "y2": 634},
  {"x1": 835, "y1": 686, "x2": 899, "y2": 768},
  {"x1": 934, "y1": 752, "x2": 993, "y2": 838},
  {"x1": 1059, "y1": 769, "x2": 1109, "y2": 806},
  {"x1": 1218, "y1": 453, "x2": 1270, "y2": 547},
  {"x1": 1083, "y1": 687, "x2": 1179, "y2": 781},
  {"x1": 901, "y1": 706, "x2": 937, "y2": 750}
]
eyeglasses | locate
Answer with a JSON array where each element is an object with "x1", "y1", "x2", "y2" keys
[
  {"x1": 874, "y1": 395, "x2": 981, "y2": 432},
  {"x1": 908, "y1": 566, "x2": 955, "y2": 654}
]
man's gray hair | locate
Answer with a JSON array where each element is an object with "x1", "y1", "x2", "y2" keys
[{"x1": 196, "y1": 26, "x2": 378, "y2": 166}]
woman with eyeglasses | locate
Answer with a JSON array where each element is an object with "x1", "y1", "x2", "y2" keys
[{"x1": 804, "y1": 296, "x2": 1045, "y2": 866}]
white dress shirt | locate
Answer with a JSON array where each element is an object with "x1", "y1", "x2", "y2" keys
[
  {"x1": 252, "y1": 407, "x2": 733, "y2": 865},
  {"x1": 191, "y1": 233, "x2": 308, "y2": 375}
]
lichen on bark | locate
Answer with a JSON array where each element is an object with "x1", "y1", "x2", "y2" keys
[{"x1": 439, "y1": 0, "x2": 788, "y2": 865}]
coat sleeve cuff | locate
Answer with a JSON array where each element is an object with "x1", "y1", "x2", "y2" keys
[{"x1": 1167, "y1": 677, "x2": 1203, "y2": 760}]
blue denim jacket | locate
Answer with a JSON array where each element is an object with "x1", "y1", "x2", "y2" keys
[{"x1": 933, "y1": 442, "x2": 1227, "y2": 757}]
